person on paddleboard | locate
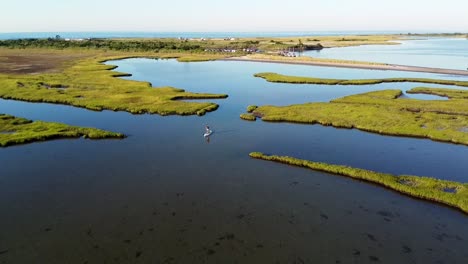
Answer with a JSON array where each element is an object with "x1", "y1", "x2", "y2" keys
[{"x1": 205, "y1": 125, "x2": 211, "y2": 134}]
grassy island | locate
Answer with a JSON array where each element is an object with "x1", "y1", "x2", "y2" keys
[
  {"x1": 0, "y1": 49, "x2": 228, "y2": 116},
  {"x1": 249, "y1": 152, "x2": 468, "y2": 214},
  {"x1": 240, "y1": 113, "x2": 256, "y2": 121},
  {"x1": 254, "y1": 72, "x2": 468, "y2": 87},
  {"x1": 241, "y1": 89, "x2": 468, "y2": 145},
  {"x1": 0, "y1": 114, "x2": 124, "y2": 147},
  {"x1": 246, "y1": 105, "x2": 258, "y2": 113}
]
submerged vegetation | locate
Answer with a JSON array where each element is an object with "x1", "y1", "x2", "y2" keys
[
  {"x1": 254, "y1": 72, "x2": 468, "y2": 87},
  {"x1": 249, "y1": 152, "x2": 468, "y2": 214},
  {"x1": 0, "y1": 49, "x2": 228, "y2": 116},
  {"x1": 241, "y1": 89, "x2": 468, "y2": 145},
  {"x1": 0, "y1": 114, "x2": 124, "y2": 147}
]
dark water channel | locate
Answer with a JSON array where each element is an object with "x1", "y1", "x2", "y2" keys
[{"x1": 0, "y1": 59, "x2": 467, "y2": 263}]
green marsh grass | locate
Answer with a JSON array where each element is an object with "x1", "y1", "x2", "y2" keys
[
  {"x1": 254, "y1": 72, "x2": 468, "y2": 87},
  {"x1": 0, "y1": 114, "x2": 124, "y2": 147},
  {"x1": 407, "y1": 87, "x2": 468, "y2": 99},
  {"x1": 249, "y1": 152, "x2": 468, "y2": 214},
  {"x1": 0, "y1": 52, "x2": 228, "y2": 116},
  {"x1": 243, "y1": 89, "x2": 468, "y2": 145},
  {"x1": 246, "y1": 105, "x2": 258, "y2": 113},
  {"x1": 240, "y1": 113, "x2": 256, "y2": 121}
]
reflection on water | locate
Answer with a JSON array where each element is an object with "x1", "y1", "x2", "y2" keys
[{"x1": 0, "y1": 58, "x2": 467, "y2": 263}]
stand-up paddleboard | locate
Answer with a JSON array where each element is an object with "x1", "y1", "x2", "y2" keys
[{"x1": 204, "y1": 130, "x2": 213, "y2": 137}]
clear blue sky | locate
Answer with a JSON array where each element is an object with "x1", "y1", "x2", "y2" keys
[{"x1": 2, "y1": 0, "x2": 467, "y2": 32}]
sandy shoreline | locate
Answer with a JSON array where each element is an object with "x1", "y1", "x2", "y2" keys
[{"x1": 223, "y1": 57, "x2": 468, "y2": 76}]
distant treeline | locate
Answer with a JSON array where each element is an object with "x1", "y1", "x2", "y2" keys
[{"x1": 0, "y1": 38, "x2": 204, "y2": 52}]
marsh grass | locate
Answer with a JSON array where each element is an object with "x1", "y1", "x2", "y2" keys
[
  {"x1": 246, "y1": 105, "x2": 258, "y2": 113},
  {"x1": 0, "y1": 114, "x2": 124, "y2": 147},
  {"x1": 407, "y1": 87, "x2": 468, "y2": 99},
  {"x1": 249, "y1": 152, "x2": 468, "y2": 214},
  {"x1": 0, "y1": 49, "x2": 228, "y2": 116},
  {"x1": 240, "y1": 113, "x2": 256, "y2": 121},
  {"x1": 254, "y1": 72, "x2": 468, "y2": 87},
  {"x1": 243, "y1": 89, "x2": 468, "y2": 145}
]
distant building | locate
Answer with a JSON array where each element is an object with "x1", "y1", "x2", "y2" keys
[
  {"x1": 278, "y1": 50, "x2": 296, "y2": 57},
  {"x1": 242, "y1": 48, "x2": 258, "y2": 53}
]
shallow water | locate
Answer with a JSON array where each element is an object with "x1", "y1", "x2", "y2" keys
[
  {"x1": 301, "y1": 38, "x2": 468, "y2": 70},
  {"x1": 0, "y1": 59, "x2": 467, "y2": 263},
  {"x1": 400, "y1": 93, "x2": 449, "y2": 100}
]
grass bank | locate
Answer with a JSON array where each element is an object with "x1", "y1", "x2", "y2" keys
[
  {"x1": 240, "y1": 113, "x2": 256, "y2": 121},
  {"x1": 0, "y1": 114, "x2": 124, "y2": 147},
  {"x1": 407, "y1": 87, "x2": 468, "y2": 99},
  {"x1": 241, "y1": 89, "x2": 468, "y2": 145},
  {"x1": 254, "y1": 72, "x2": 468, "y2": 87},
  {"x1": 247, "y1": 105, "x2": 258, "y2": 113},
  {"x1": 249, "y1": 152, "x2": 468, "y2": 214},
  {"x1": 0, "y1": 48, "x2": 228, "y2": 116}
]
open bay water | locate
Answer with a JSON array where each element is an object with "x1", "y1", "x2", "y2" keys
[
  {"x1": 0, "y1": 58, "x2": 467, "y2": 263},
  {"x1": 302, "y1": 38, "x2": 468, "y2": 70}
]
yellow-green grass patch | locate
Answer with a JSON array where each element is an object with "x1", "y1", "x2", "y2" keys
[
  {"x1": 242, "y1": 89, "x2": 468, "y2": 145},
  {"x1": 0, "y1": 114, "x2": 124, "y2": 147},
  {"x1": 246, "y1": 105, "x2": 258, "y2": 113},
  {"x1": 254, "y1": 72, "x2": 468, "y2": 87},
  {"x1": 407, "y1": 87, "x2": 468, "y2": 99},
  {"x1": 0, "y1": 49, "x2": 229, "y2": 116},
  {"x1": 240, "y1": 113, "x2": 256, "y2": 121}
]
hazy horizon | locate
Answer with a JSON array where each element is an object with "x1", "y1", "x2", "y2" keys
[
  {"x1": 1, "y1": 30, "x2": 465, "y2": 34},
  {"x1": 2, "y1": 0, "x2": 468, "y2": 33}
]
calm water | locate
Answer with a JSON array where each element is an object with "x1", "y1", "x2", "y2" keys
[
  {"x1": 302, "y1": 38, "x2": 468, "y2": 70},
  {"x1": 0, "y1": 59, "x2": 467, "y2": 263}
]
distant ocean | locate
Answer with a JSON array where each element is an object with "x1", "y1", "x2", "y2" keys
[{"x1": 0, "y1": 31, "x2": 433, "y2": 40}]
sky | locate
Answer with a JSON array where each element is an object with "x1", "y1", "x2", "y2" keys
[{"x1": 1, "y1": 0, "x2": 468, "y2": 32}]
